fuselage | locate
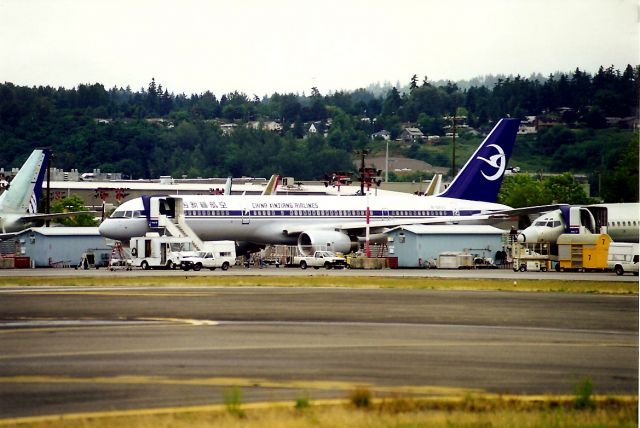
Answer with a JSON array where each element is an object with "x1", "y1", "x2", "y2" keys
[
  {"x1": 99, "y1": 193, "x2": 511, "y2": 243},
  {"x1": 518, "y1": 203, "x2": 639, "y2": 244}
]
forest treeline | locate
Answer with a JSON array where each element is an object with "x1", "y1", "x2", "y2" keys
[{"x1": 0, "y1": 65, "x2": 638, "y2": 202}]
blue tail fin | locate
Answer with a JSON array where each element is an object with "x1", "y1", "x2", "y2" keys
[
  {"x1": 0, "y1": 149, "x2": 50, "y2": 214},
  {"x1": 439, "y1": 118, "x2": 519, "y2": 202}
]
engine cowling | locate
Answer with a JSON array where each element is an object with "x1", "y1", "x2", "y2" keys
[{"x1": 297, "y1": 230, "x2": 358, "y2": 256}]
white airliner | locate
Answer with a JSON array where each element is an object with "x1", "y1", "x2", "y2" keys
[
  {"x1": 518, "y1": 203, "x2": 639, "y2": 244},
  {"x1": 99, "y1": 118, "x2": 524, "y2": 253}
]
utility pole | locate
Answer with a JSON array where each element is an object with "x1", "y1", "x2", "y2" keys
[
  {"x1": 451, "y1": 111, "x2": 457, "y2": 177},
  {"x1": 357, "y1": 149, "x2": 369, "y2": 195},
  {"x1": 385, "y1": 140, "x2": 389, "y2": 183},
  {"x1": 45, "y1": 149, "x2": 51, "y2": 227}
]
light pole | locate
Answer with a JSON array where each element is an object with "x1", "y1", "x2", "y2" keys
[{"x1": 385, "y1": 140, "x2": 389, "y2": 183}]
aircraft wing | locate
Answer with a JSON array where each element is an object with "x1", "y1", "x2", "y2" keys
[
  {"x1": 281, "y1": 204, "x2": 569, "y2": 236},
  {"x1": 482, "y1": 204, "x2": 569, "y2": 219},
  {"x1": 20, "y1": 211, "x2": 99, "y2": 223}
]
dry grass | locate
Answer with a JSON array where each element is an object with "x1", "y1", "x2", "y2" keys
[
  {"x1": 2, "y1": 396, "x2": 637, "y2": 428},
  {"x1": 0, "y1": 274, "x2": 636, "y2": 294}
]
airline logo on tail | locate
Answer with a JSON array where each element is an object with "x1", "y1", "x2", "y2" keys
[
  {"x1": 478, "y1": 144, "x2": 506, "y2": 181},
  {"x1": 439, "y1": 118, "x2": 520, "y2": 203}
]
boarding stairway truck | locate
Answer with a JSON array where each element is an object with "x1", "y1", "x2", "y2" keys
[
  {"x1": 130, "y1": 233, "x2": 195, "y2": 269},
  {"x1": 152, "y1": 197, "x2": 205, "y2": 251}
]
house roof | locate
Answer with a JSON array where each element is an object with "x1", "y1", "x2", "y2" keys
[
  {"x1": 17, "y1": 227, "x2": 102, "y2": 237},
  {"x1": 402, "y1": 128, "x2": 424, "y2": 136},
  {"x1": 387, "y1": 225, "x2": 506, "y2": 235}
]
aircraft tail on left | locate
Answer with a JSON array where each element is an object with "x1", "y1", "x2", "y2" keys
[{"x1": 0, "y1": 149, "x2": 50, "y2": 215}]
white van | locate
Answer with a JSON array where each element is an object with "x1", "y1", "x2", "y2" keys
[{"x1": 608, "y1": 242, "x2": 639, "y2": 276}]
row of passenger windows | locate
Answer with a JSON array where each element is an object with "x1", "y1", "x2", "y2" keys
[
  {"x1": 183, "y1": 210, "x2": 454, "y2": 217},
  {"x1": 609, "y1": 220, "x2": 638, "y2": 227}
]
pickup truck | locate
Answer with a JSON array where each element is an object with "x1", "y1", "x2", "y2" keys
[
  {"x1": 294, "y1": 251, "x2": 347, "y2": 270},
  {"x1": 180, "y1": 251, "x2": 232, "y2": 271}
]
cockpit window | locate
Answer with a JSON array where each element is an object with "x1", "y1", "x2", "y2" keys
[
  {"x1": 534, "y1": 221, "x2": 546, "y2": 226},
  {"x1": 111, "y1": 209, "x2": 143, "y2": 218}
]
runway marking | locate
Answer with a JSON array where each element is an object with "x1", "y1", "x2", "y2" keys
[
  {"x1": 137, "y1": 317, "x2": 219, "y2": 326},
  {"x1": 0, "y1": 374, "x2": 480, "y2": 395},
  {"x1": 0, "y1": 317, "x2": 219, "y2": 333},
  {"x1": 0, "y1": 290, "x2": 215, "y2": 297}
]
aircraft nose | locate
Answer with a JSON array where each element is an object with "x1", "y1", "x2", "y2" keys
[
  {"x1": 98, "y1": 219, "x2": 118, "y2": 239},
  {"x1": 99, "y1": 218, "x2": 150, "y2": 241}
]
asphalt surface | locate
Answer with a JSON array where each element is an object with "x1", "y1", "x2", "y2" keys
[
  {"x1": 0, "y1": 283, "x2": 637, "y2": 420},
  {"x1": 0, "y1": 265, "x2": 638, "y2": 281}
]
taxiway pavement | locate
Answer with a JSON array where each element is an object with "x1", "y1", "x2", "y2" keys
[{"x1": 0, "y1": 285, "x2": 637, "y2": 419}]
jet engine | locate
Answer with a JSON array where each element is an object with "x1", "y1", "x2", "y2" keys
[{"x1": 297, "y1": 230, "x2": 358, "y2": 256}]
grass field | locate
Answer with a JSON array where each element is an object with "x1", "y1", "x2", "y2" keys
[
  {"x1": 1, "y1": 394, "x2": 637, "y2": 428},
  {"x1": 0, "y1": 274, "x2": 636, "y2": 295}
]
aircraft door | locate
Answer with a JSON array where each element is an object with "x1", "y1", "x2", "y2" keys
[
  {"x1": 568, "y1": 207, "x2": 597, "y2": 234},
  {"x1": 172, "y1": 197, "x2": 184, "y2": 218},
  {"x1": 242, "y1": 207, "x2": 251, "y2": 224},
  {"x1": 161, "y1": 242, "x2": 167, "y2": 265},
  {"x1": 586, "y1": 206, "x2": 608, "y2": 235},
  {"x1": 159, "y1": 198, "x2": 176, "y2": 218}
]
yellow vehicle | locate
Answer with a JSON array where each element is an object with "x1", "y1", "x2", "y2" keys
[{"x1": 556, "y1": 234, "x2": 611, "y2": 272}]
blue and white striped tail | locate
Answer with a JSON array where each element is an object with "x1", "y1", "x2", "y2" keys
[{"x1": 0, "y1": 149, "x2": 50, "y2": 214}]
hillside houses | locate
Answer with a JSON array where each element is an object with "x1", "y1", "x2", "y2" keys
[{"x1": 399, "y1": 128, "x2": 424, "y2": 144}]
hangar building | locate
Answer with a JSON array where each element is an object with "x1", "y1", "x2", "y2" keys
[
  {"x1": 6, "y1": 227, "x2": 112, "y2": 268},
  {"x1": 386, "y1": 225, "x2": 507, "y2": 268}
]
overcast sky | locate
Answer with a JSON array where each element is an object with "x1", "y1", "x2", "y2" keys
[{"x1": 0, "y1": 0, "x2": 637, "y2": 96}]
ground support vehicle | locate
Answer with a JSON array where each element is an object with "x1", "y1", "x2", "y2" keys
[
  {"x1": 608, "y1": 242, "x2": 639, "y2": 276},
  {"x1": 180, "y1": 241, "x2": 236, "y2": 271},
  {"x1": 556, "y1": 233, "x2": 611, "y2": 272},
  {"x1": 180, "y1": 251, "x2": 232, "y2": 271},
  {"x1": 75, "y1": 251, "x2": 101, "y2": 270},
  {"x1": 611, "y1": 258, "x2": 639, "y2": 276},
  {"x1": 293, "y1": 251, "x2": 347, "y2": 270},
  {"x1": 511, "y1": 242, "x2": 550, "y2": 272},
  {"x1": 436, "y1": 252, "x2": 474, "y2": 269},
  {"x1": 130, "y1": 234, "x2": 194, "y2": 270}
]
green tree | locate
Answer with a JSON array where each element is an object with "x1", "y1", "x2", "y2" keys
[
  {"x1": 543, "y1": 173, "x2": 594, "y2": 204},
  {"x1": 50, "y1": 194, "x2": 98, "y2": 226},
  {"x1": 601, "y1": 138, "x2": 639, "y2": 202},
  {"x1": 409, "y1": 74, "x2": 418, "y2": 92},
  {"x1": 498, "y1": 174, "x2": 548, "y2": 207}
]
